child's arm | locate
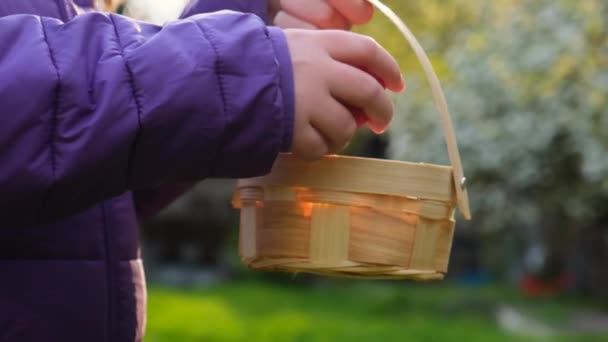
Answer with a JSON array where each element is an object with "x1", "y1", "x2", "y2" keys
[
  {"x1": 0, "y1": 11, "x2": 293, "y2": 227},
  {"x1": 135, "y1": 0, "x2": 379, "y2": 220},
  {"x1": 133, "y1": 0, "x2": 278, "y2": 221}
]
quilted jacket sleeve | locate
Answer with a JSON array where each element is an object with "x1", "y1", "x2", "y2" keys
[
  {"x1": 182, "y1": 0, "x2": 270, "y2": 23},
  {"x1": 0, "y1": 11, "x2": 295, "y2": 227},
  {"x1": 134, "y1": 0, "x2": 287, "y2": 220}
]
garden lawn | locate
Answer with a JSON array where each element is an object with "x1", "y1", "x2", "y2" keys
[{"x1": 146, "y1": 280, "x2": 606, "y2": 342}]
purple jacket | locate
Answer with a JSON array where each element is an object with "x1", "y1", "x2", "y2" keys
[{"x1": 0, "y1": 0, "x2": 294, "y2": 341}]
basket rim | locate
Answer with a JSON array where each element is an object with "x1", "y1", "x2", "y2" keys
[
  {"x1": 280, "y1": 154, "x2": 453, "y2": 170},
  {"x1": 238, "y1": 154, "x2": 455, "y2": 202}
]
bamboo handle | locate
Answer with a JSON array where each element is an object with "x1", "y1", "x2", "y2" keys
[{"x1": 367, "y1": 0, "x2": 471, "y2": 220}]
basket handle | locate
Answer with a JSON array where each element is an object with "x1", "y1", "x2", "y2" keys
[{"x1": 367, "y1": 0, "x2": 471, "y2": 220}]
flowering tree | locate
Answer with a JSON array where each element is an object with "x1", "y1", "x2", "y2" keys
[{"x1": 381, "y1": 0, "x2": 608, "y2": 293}]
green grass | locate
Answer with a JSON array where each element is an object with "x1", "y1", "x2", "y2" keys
[{"x1": 146, "y1": 280, "x2": 607, "y2": 342}]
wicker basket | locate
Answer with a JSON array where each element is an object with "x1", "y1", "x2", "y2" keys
[{"x1": 233, "y1": 0, "x2": 471, "y2": 280}]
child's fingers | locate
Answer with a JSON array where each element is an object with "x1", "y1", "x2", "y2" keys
[
  {"x1": 292, "y1": 124, "x2": 330, "y2": 161},
  {"x1": 328, "y1": 62, "x2": 394, "y2": 134},
  {"x1": 281, "y1": 0, "x2": 351, "y2": 30},
  {"x1": 328, "y1": 0, "x2": 374, "y2": 25},
  {"x1": 352, "y1": 108, "x2": 369, "y2": 128},
  {"x1": 322, "y1": 31, "x2": 404, "y2": 92},
  {"x1": 274, "y1": 11, "x2": 319, "y2": 30},
  {"x1": 310, "y1": 99, "x2": 358, "y2": 153}
]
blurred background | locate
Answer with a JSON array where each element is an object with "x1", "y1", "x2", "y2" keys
[{"x1": 122, "y1": 0, "x2": 608, "y2": 341}]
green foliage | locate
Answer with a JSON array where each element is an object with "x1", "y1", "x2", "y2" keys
[{"x1": 146, "y1": 282, "x2": 606, "y2": 342}]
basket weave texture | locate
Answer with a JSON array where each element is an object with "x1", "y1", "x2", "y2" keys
[{"x1": 234, "y1": 155, "x2": 457, "y2": 280}]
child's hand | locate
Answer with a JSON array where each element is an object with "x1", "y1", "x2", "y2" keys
[
  {"x1": 270, "y1": 0, "x2": 373, "y2": 30},
  {"x1": 285, "y1": 29, "x2": 405, "y2": 161}
]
